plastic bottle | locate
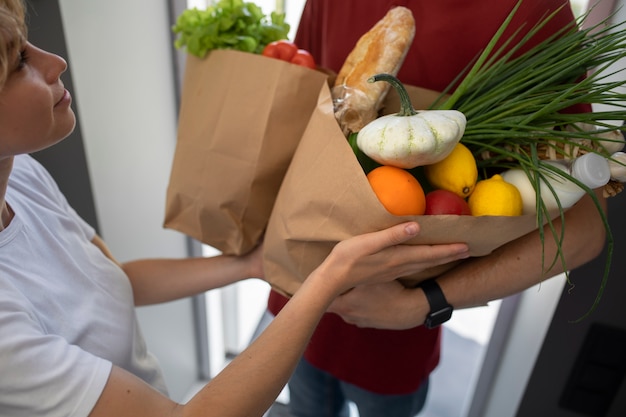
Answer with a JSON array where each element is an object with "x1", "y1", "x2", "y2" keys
[{"x1": 500, "y1": 152, "x2": 610, "y2": 214}]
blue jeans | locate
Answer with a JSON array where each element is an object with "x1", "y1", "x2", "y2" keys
[{"x1": 288, "y1": 358, "x2": 429, "y2": 417}]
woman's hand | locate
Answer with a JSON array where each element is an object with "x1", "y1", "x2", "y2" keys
[
  {"x1": 242, "y1": 241, "x2": 265, "y2": 280},
  {"x1": 313, "y1": 222, "x2": 469, "y2": 297}
]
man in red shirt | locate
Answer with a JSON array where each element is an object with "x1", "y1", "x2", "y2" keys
[{"x1": 267, "y1": 1, "x2": 604, "y2": 416}]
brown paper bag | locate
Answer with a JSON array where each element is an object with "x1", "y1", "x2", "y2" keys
[
  {"x1": 164, "y1": 50, "x2": 329, "y2": 255},
  {"x1": 263, "y1": 84, "x2": 547, "y2": 297}
]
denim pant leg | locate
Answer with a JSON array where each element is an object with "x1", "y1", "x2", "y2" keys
[
  {"x1": 288, "y1": 357, "x2": 429, "y2": 417},
  {"x1": 288, "y1": 358, "x2": 351, "y2": 417},
  {"x1": 340, "y1": 378, "x2": 429, "y2": 417}
]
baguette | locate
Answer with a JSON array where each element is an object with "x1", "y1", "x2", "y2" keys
[{"x1": 332, "y1": 6, "x2": 416, "y2": 136}]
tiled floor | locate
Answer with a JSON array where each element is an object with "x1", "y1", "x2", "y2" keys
[
  {"x1": 420, "y1": 327, "x2": 484, "y2": 417},
  {"x1": 266, "y1": 402, "x2": 292, "y2": 417}
]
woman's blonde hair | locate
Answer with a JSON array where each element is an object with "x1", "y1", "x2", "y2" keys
[{"x1": 0, "y1": 0, "x2": 26, "y2": 88}]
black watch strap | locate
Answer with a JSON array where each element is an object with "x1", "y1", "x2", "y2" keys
[{"x1": 420, "y1": 279, "x2": 453, "y2": 329}]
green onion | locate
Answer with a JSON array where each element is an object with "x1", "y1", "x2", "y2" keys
[{"x1": 436, "y1": 0, "x2": 626, "y2": 320}]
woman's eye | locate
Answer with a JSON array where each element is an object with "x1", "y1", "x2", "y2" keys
[{"x1": 17, "y1": 49, "x2": 29, "y2": 70}]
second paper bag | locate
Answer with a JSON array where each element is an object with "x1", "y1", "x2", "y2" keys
[{"x1": 164, "y1": 50, "x2": 329, "y2": 255}]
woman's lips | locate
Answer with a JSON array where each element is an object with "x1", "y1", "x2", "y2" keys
[{"x1": 55, "y1": 89, "x2": 71, "y2": 107}]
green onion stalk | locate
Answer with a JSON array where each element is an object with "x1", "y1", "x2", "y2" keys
[{"x1": 435, "y1": 0, "x2": 626, "y2": 320}]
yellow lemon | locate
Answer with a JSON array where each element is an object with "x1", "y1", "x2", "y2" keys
[
  {"x1": 424, "y1": 143, "x2": 478, "y2": 198},
  {"x1": 468, "y1": 174, "x2": 523, "y2": 216}
]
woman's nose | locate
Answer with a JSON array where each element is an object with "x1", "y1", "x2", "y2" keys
[
  {"x1": 47, "y1": 52, "x2": 68, "y2": 81},
  {"x1": 31, "y1": 43, "x2": 68, "y2": 83}
]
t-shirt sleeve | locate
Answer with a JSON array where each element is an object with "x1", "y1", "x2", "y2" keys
[{"x1": 0, "y1": 296, "x2": 112, "y2": 417}]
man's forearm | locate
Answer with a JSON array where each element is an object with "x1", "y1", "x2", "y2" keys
[{"x1": 437, "y1": 190, "x2": 607, "y2": 311}]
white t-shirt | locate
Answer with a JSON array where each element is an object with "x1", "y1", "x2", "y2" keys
[{"x1": 0, "y1": 154, "x2": 167, "y2": 416}]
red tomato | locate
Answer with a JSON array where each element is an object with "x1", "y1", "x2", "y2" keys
[
  {"x1": 290, "y1": 49, "x2": 316, "y2": 69},
  {"x1": 262, "y1": 40, "x2": 298, "y2": 62},
  {"x1": 424, "y1": 189, "x2": 472, "y2": 215}
]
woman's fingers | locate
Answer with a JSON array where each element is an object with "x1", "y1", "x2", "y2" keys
[
  {"x1": 389, "y1": 241, "x2": 469, "y2": 270},
  {"x1": 336, "y1": 222, "x2": 421, "y2": 255},
  {"x1": 327, "y1": 222, "x2": 470, "y2": 289}
]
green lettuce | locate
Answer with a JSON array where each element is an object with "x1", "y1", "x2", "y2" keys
[{"x1": 172, "y1": 0, "x2": 290, "y2": 58}]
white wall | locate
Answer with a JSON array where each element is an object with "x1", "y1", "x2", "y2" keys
[
  {"x1": 467, "y1": 275, "x2": 567, "y2": 417},
  {"x1": 56, "y1": 0, "x2": 310, "y2": 401},
  {"x1": 58, "y1": 0, "x2": 196, "y2": 402}
]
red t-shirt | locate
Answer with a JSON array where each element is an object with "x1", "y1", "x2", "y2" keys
[{"x1": 268, "y1": 0, "x2": 581, "y2": 395}]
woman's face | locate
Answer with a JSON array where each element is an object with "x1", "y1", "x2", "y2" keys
[{"x1": 0, "y1": 42, "x2": 76, "y2": 158}]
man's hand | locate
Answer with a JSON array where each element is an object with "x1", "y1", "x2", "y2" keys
[{"x1": 328, "y1": 281, "x2": 429, "y2": 330}]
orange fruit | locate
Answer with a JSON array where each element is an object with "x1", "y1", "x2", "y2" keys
[{"x1": 366, "y1": 166, "x2": 426, "y2": 215}]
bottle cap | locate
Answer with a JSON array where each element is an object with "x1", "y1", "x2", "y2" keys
[{"x1": 571, "y1": 153, "x2": 611, "y2": 189}]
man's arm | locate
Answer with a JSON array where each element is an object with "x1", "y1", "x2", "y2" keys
[
  {"x1": 329, "y1": 190, "x2": 607, "y2": 329},
  {"x1": 439, "y1": 190, "x2": 606, "y2": 308}
]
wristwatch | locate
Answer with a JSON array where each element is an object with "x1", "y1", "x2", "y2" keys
[{"x1": 420, "y1": 279, "x2": 453, "y2": 329}]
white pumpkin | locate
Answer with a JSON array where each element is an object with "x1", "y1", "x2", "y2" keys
[
  {"x1": 356, "y1": 109, "x2": 466, "y2": 169},
  {"x1": 355, "y1": 73, "x2": 467, "y2": 169}
]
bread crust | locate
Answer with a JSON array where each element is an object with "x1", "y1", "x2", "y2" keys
[{"x1": 332, "y1": 7, "x2": 416, "y2": 135}]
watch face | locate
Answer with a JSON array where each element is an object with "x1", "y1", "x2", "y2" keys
[{"x1": 425, "y1": 306, "x2": 453, "y2": 329}]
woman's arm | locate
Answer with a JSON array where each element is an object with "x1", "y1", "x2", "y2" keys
[
  {"x1": 121, "y1": 245, "x2": 264, "y2": 306},
  {"x1": 91, "y1": 236, "x2": 264, "y2": 306},
  {"x1": 88, "y1": 222, "x2": 471, "y2": 417}
]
